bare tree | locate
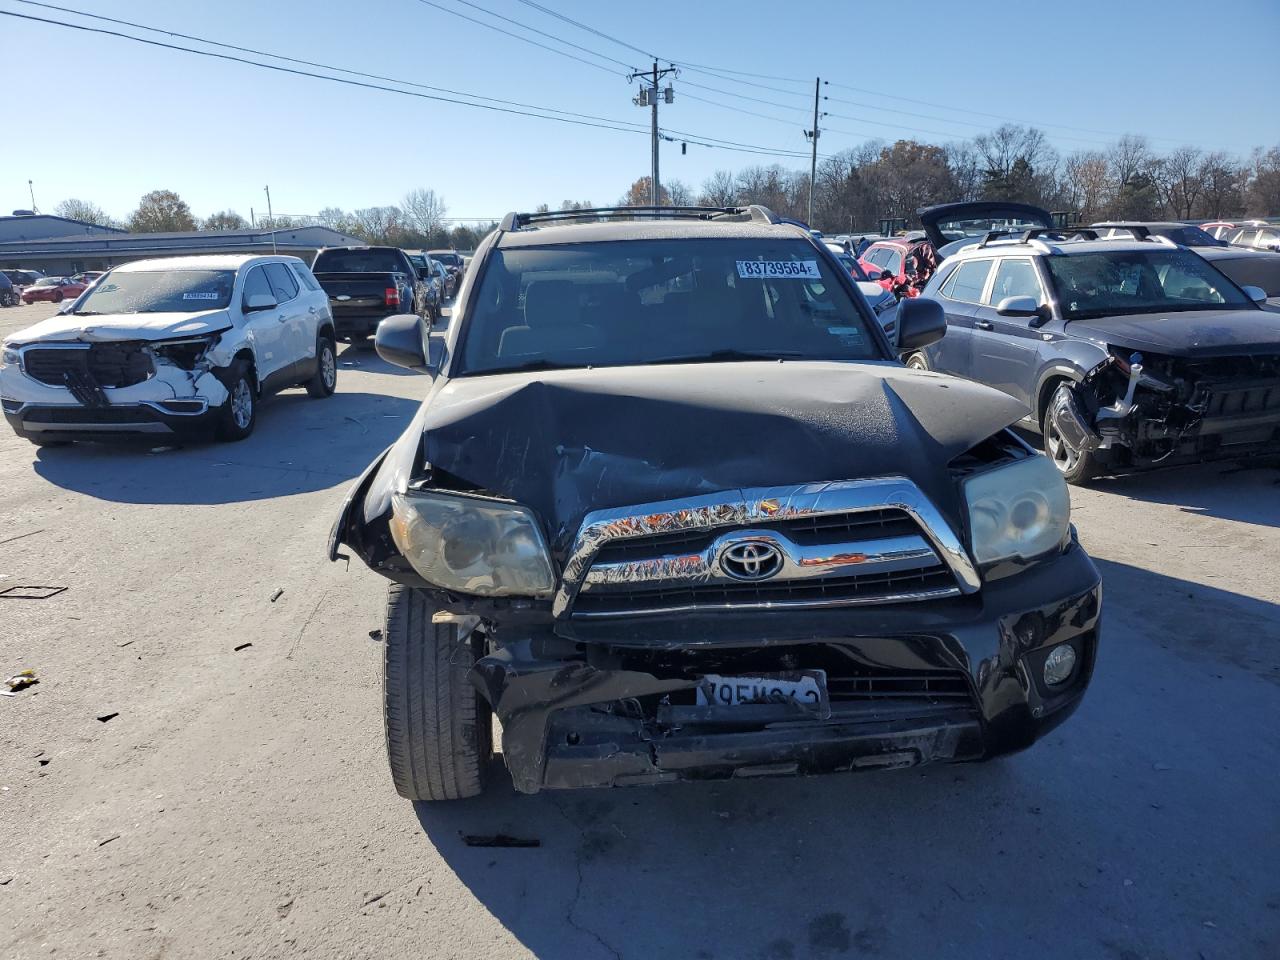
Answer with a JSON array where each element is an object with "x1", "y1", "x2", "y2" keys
[
  {"x1": 1152, "y1": 146, "x2": 1207, "y2": 219},
  {"x1": 53, "y1": 198, "x2": 116, "y2": 227},
  {"x1": 1197, "y1": 153, "x2": 1244, "y2": 219},
  {"x1": 202, "y1": 210, "x2": 248, "y2": 231},
  {"x1": 400, "y1": 189, "x2": 447, "y2": 237},
  {"x1": 1060, "y1": 151, "x2": 1111, "y2": 222},
  {"x1": 665, "y1": 179, "x2": 694, "y2": 206},
  {"x1": 698, "y1": 170, "x2": 737, "y2": 207},
  {"x1": 944, "y1": 142, "x2": 983, "y2": 203},
  {"x1": 348, "y1": 206, "x2": 402, "y2": 245},
  {"x1": 1106, "y1": 134, "x2": 1154, "y2": 189},
  {"x1": 1244, "y1": 146, "x2": 1280, "y2": 217}
]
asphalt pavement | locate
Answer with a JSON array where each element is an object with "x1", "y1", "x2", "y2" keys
[{"x1": 1, "y1": 299, "x2": 1277, "y2": 960}]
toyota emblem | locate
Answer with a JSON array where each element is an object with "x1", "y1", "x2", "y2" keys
[{"x1": 720, "y1": 540, "x2": 784, "y2": 581}]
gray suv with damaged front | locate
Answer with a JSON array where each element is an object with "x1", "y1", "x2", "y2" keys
[{"x1": 330, "y1": 205, "x2": 1101, "y2": 801}]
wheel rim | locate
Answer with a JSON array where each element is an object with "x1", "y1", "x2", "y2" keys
[
  {"x1": 231, "y1": 378, "x2": 253, "y2": 429},
  {"x1": 1044, "y1": 417, "x2": 1080, "y2": 474},
  {"x1": 906, "y1": 354, "x2": 927, "y2": 370},
  {"x1": 321, "y1": 344, "x2": 336, "y2": 389}
]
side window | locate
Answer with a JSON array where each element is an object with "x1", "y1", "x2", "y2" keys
[
  {"x1": 265, "y1": 262, "x2": 299, "y2": 303},
  {"x1": 987, "y1": 258, "x2": 1043, "y2": 305},
  {"x1": 241, "y1": 266, "x2": 273, "y2": 307},
  {"x1": 864, "y1": 248, "x2": 887, "y2": 268},
  {"x1": 290, "y1": 262, "x2": 321, "y2": 292},
  {"x1": 883, "y1": 250, "x2": 904, "y2": 275},
  {"x1": 945, "y1": 259, "x2": 993, "y2": 303}
]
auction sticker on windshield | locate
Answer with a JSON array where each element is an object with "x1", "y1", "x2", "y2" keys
[
  {"x1": 697, "y1": 670, "x2": 828, "y2": 710},
  {"x1": 736, "y1": 260, "x2": 821, "y2": 279}
]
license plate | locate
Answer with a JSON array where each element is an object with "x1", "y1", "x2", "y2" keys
[{"x1": 696, "y1": 670, "x2": 827, "y2": 708}]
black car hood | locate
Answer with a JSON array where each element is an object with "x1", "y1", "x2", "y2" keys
[
  {"x1": 408, "y1": 361, "x2": 1024, "y2": 551},
  {"x1": 1066, "y1": 309, "x2": 1280, "y2": 358}
]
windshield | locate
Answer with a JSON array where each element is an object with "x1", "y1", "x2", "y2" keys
[
  {"x1": 33, "y1": 278, "x2": 60, "y2": 287},
  {"x1": 835, "y1": 252, "x2": 871, "y2": 281},
  {"x1": 312, "y1": 249, "x2": 404, "y2": 273},
  {"x1": 430, "y1": 252, "x2": 462, "y2": 267},
  {"x1": 1161, "y1": 226, "x2": 1226, "y2": 247},
  {"x1": 458, "y1": 239, "x2": 881, "y2": 375},
  {"x1": 74, "y1": 270, "x2": 236, "y2": 314},
  {"x1": 1044, "y1": 249, "x2": 1253, "y2": 320}
]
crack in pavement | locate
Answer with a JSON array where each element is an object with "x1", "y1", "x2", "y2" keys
[{"x1": 551, "y1": 797, "x2": 624, "y2": 960}]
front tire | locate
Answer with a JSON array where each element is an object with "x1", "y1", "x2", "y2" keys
[
  {"x1": 52, "y1": 291, "x2": 64, "y2": 303},
  {"x1": 904, "y1": 351, "x2": 929, "y2": 371},
  {"x1": 384, "y1": 584, "x2": 492, "y2": 801},
  {"x1": 215, "y1": 359, "x2": 257, "y2": 442},
  {"x1": 1042, "y1": 397, "x2": 1099, "y2": 485},
  {"x1": 305, "y1": 334, "x2": 337, "y2": 398}
]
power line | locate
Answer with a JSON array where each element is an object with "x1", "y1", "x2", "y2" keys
[
  {"x1": 436, "y1": 0, "x2": 636, "y2": 70},
  {"x1": 3, "y1": 8, "x2": 820, "y2": 164},
  {"x1": 513, "y1": 0, "x2": 656, "y2": 60},
  {"x1": 681, "y1": 78, "x2": 809, "y2": 113},
  {"x1": 409, "y1": 0, "x2": 628, "y2": 76}
]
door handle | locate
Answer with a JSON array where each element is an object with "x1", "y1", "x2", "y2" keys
[{"x1": 975, "y1": 320, "x2": 994, "y2": 330}]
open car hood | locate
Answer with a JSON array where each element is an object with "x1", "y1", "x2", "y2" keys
[
  {"x1": 5, "y1": 309, "x2": 233, "y2": 345},
  {"x1": 918, "y1": 201, "x2": 1054, "y2": 257},
  {"x1": 406, "y1": 361, "x2": 1025, "y2": 551}
]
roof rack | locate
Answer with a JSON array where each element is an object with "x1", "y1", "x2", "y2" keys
[
  {"x1": 976, "y1": 227, "x2": 1098, "y2": 249},
  {"x1": 498, "y1": 205, "x2": 780, "y2": 231}
]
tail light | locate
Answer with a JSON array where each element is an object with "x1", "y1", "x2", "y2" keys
[{"x1": 384, "y1": 287, "x2": 400, "y2": 307}]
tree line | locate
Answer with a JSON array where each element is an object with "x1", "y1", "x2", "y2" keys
[{"x1": 50, "y1": 188, "x2": 490, "y2": 251}]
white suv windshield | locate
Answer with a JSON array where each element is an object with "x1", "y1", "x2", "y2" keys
[
  {"x1": 459, "y1": 239, "x2": 880, "y2": 375},
  {"x1": 72, "y1": 270, "x2": 236, "y2": 315},
  {"x1": 1044, "y1": 249, "x2": 1252, "y2": 320}
]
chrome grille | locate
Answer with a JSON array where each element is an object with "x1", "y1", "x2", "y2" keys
[{"x1": 556, "y1": 478, "x2": 979, "y2": 619}]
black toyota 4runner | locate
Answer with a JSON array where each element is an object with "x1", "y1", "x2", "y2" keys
[{"x1": 329, "y1": 206, "x2": 1101, "y2": 800}]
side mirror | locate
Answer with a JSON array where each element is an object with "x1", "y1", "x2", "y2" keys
[
  {"x1": 896, "y1": 297, "x2": 946, "y2": 351},
  {"x1": 244, "y1": 293, "x2": 278, "y2": 313},
  {"x1": 879, "y1": 270, "x2": 895, "y2": 281},
  {"x1": 375, "y1": 313, "x2": 439, "y2": 373},
  {"x1": 996, "y1": 295, "x2": 1041, "y2": 317},
  {"x1": 1241, "y1": 284, "x2": 1267, "y2": 304}
]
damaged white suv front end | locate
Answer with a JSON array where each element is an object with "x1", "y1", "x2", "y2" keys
[{"x1": 1, "y1": 254, "x2": 337, "y2": 444}]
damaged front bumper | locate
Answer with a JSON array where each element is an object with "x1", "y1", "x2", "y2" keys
[
  {"x1": 473, "y1": 542, "x2": 1100, "y2": 794},
  {"x1": 0, "y1": 340, "x2": 229, "y2": 441}
]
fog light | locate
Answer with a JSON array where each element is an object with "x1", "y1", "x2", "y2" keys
[{"x1": 1043, "y1": 644, "x2": 1077, "y2": 686}]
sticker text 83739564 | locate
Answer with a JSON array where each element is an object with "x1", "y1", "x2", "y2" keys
[{"x1": 736, "y1": 260, "x2": 821, "y2": 280}]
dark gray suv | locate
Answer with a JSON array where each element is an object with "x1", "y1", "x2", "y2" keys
[
  {"x1": 330, "y1": 206, "x2": 1101, "y2": 801},
  {"x1": 911, "y1": 231, "x2": 1280, "y2": 482}
]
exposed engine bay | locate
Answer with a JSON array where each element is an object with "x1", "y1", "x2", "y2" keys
[{"x1": 1052, "y1": 351, "x2": 1280, "y2": 467}]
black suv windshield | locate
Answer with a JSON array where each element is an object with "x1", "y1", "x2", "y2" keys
[
  {"x1": 459, "y1": 239, "x2": 880, "y2": 375},
  {"x1": 1044, "y1": 248, "x2": 1253, "y2": 320}
]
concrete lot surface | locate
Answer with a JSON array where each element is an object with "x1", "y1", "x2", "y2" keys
[{"x1": 1, "y1": 300, "x2": 1277, "y2": 959}]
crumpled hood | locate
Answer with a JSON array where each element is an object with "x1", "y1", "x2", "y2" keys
[
  {"x1": 1066, "y1": 308, "x2": 1280, "y2": 358},
  {"x1": 5, "y1": 309, "x2": 233, "y2": 345},
  {"x1": 416, "y1": 361, "x2": 1025, "y2": 550}
]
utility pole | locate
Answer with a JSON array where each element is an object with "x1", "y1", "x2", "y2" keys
[
  {"x1": 264, "y1": 185, "x2": 277, "y2": 254},
  {"x1": 630, "y1": 62, "x2": 677, "y2": 206},
  {"x1": 805, "y1": 77, "x2": 823, "y2": 228},
  {"x1": 28, "y1": 180, "x2": 38, "y2": 214}
]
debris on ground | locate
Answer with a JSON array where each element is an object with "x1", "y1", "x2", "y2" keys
[
  {"x1": 368, "y1": 629, "x2": 383, "y2": 642},
  {"x1": 461, "y1": 834, "x2": 541, "y2": 848},
  {"x1": 362, "y1": 891, "x2": 389, "y2": 906},
  {"x1": 5, "y1": 669, "x2": 38, "y2": 692},
  {"x1": 270, "y1": 587, "x2": 284, "y2": 603},
  {"x1": 96, "y1": 712, "x2": 119, "y2": 723},
  {"x1": 234, "y1": 642, "x2": 253, "y2": 652},
  {"x1": 0, "y1": 529, "x2": 45, "y2": 548},
  {"x1": 0, "y1": 585, "x2": 68, "y2": 600},
  {"x1": 115, "y1": 639, "x2": 135, "y2": 648},
  {"x1": 97, "y1": 834, "x2": 120, "y2": 847}
]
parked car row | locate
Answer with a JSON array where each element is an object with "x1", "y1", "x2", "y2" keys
[{"x1": 1202, "y1": 219, "x2": 1280, "y2": 252}]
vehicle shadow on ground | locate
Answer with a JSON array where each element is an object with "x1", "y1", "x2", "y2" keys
[
  {"x1": 1014, "y1": 427, "x2": 1280, "y2": 528},
  {"x1": 336, "y1": 342, "x2": 423, "y2": 377},
  {"x1": 29, "y1": 389, "x2": 418, "y2": 504}
]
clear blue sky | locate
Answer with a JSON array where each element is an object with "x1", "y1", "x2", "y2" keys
[{"x1": 3, "y1": 0, "x2": 1278, "y2": 224}]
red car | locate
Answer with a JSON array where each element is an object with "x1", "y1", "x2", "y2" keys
[
  {"x1": 20, "y1": 276, "x2": 87, "y2": 304},
  {"x1": 857, "y1": 238, "x2": 939, "y2": 298}
]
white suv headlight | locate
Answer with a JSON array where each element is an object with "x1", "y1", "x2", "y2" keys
[
  {"x1": 963, "y1": 455, "x2": 1070, "y2": 567},
  {"x1": 390, "y1": 490, "x2": 556, "y2": 597},
  {"x1": 1, "y1": 345, "x2": 19, "y2": 368}
]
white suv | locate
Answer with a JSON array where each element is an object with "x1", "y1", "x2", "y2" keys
[{"x1": 1, "y1": 254, "x2": 337, "y2": 445}]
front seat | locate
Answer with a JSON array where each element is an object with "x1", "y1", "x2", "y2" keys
[{"x1": 498, "y1": 279, "x2": 604, "y2": 357}]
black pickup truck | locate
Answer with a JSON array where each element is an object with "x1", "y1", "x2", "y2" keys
[{"x1": 311, "y1": 246, "x2": 428, "y2": 342}]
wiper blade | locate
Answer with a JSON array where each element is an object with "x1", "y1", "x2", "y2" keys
[
  {"x1": 643, "y1": 349, "x2": 810, "y2": 365},
  {"x1": 72, "y1": 310, "x2": 102, "y2": 316},
  {"x1": 479, "y1": 358, "x2": 583, "y2": 375}
]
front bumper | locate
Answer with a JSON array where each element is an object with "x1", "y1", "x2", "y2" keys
[
  {"x1": 473, "y1": 542, "x2": 1101, "y2": 793},
  {"x1": 3, "y1": 398, "x2": 219, "y2": 440}
]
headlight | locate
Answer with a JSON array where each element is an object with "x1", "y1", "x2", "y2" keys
[
  {"x1": 964, "y1": 455, "x2": 1070, "y2": 567},
  {"x1": 1, "y1": 346, "x2": 19, "y2": 368},
  {"x1": 390, "y1": 490, "x2": 556, "y2": 597}
]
